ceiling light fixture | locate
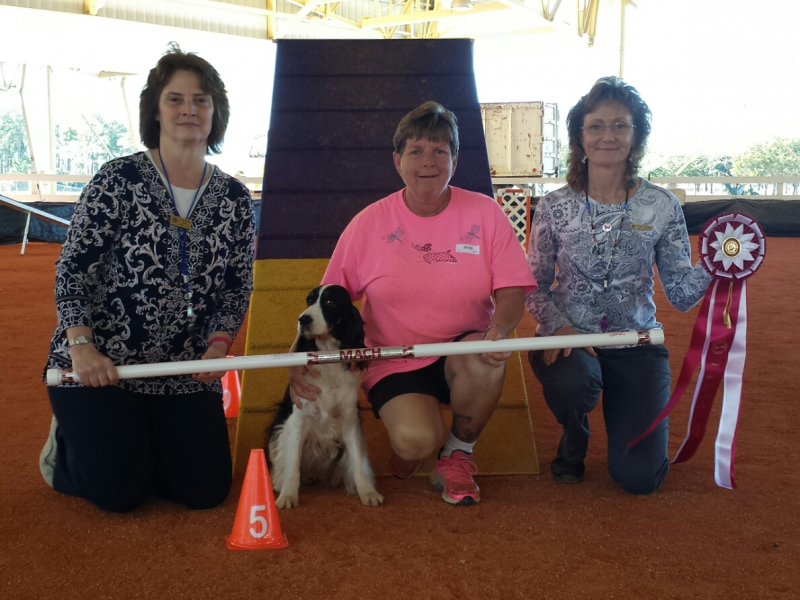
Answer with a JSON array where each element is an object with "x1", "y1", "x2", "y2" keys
[{"x1": 451, "y1": 0, "x2": 474, "y2": 11}]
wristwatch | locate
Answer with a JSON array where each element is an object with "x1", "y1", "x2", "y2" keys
[{"x1": 68, "y1": 335, "x2": 94, "y2": 347}]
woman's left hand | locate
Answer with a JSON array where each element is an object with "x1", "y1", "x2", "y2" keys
[
  {"x1": 193, "y1": 340, "x2": 230, "y2": 383},
  {"x1": 479, "y1": 286, "x2": 525, "y2": 368},
  {"x1": 481, "y1": 325, "x2": 511, "y2": 368}
]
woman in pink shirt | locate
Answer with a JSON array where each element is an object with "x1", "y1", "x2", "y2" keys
[{"x1": 290, "y1": 102, "x2": 535, "y2": 506}]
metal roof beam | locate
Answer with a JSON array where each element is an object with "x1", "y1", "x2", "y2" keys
[
  {"x1": 540, "y1": 0, "x2": 562, "y2": 20},
  {"x1": 361, "y1": 2, "x2": 509, "y2": 29},
  {"x1": 577, "y1": 0, "x2": 599, "y2": 46}
]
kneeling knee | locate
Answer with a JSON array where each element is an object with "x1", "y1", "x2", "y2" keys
[
  {"x1": 611, "y1": 463, "x2": 668, "y2": 496},
  {"x1": 89, "y1": 488, "x2": 149, "y2": 513},
  {"x1": 392, "y1": 432, "x2": 439, "y2": 462},
  {"x1": 180, "y1": 485, "x2": 231, "y2": 510},
  {"x1": 166, "y1": 474, "x2": 232, "y2": 510}
]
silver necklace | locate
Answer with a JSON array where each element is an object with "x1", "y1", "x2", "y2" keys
[{"x1": 585, "y1": 188, "x2": 630, "y2": 332}]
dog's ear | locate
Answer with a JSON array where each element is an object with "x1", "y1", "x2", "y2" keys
[
  {"x1": 333, "y1": 303, "x2": 367, "y2": 370},
  {"x1": 335, "y1": 303, "x2": 365, "y2": 351},
  {"x1": 295, "y1": 335, "x2": 317, "y2": 353}
]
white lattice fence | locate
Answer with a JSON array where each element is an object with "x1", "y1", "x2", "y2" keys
[{"x1": 496, "y1": 190, "x2": 531, "y2": 251}]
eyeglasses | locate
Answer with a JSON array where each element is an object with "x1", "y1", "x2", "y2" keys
[{"x1": 581, "y1": 123, "x2": 636, "y2": 136}]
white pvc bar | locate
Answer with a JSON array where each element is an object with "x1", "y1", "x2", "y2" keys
[{"x1": 47, "y1": 329, "x2": 664, "y2": 386}]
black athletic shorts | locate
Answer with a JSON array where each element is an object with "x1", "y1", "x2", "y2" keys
[{"x1": 367, "y1": 331, "x2": 477, "y2": 419}]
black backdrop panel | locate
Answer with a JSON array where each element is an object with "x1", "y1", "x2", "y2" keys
[
  {"x1": 266, "y1": 110, "x2": 487, "y2": 154},
  {"x1": 273, "y1": 39, "x2": 476, "y2": 77},
  {"x1": 257, "y1": 39, "x2": 493, "y2": 260},
  {"x1": 270, "y1": 76, "x2": 479, "y2": 111},
  {"x1": 682, "y1": 198, "x2": 800, "y2": 237}
]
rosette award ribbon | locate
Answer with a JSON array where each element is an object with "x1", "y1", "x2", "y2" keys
[{"x1": 629, "y1": 212, "x2": 765, "y2": 489}]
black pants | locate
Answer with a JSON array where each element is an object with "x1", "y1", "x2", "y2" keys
[
  {"x1": 529, "y1": 344, "x2": 671, "y2": 495},
  {"x1": 47, "y1": 386, "x2": 231, "y2": 513}
]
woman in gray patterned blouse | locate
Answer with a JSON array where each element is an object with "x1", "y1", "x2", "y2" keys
[
  {"x1": 39, "y1": 45, "x2": 255, "y2": 512},
  {"x1": 526, "y1": 76, "x2": 711, "y2": 494}
]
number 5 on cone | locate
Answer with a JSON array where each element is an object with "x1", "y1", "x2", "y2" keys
[
  {"x1": 250, "y1": 505, "x2": 267, "y2": 538},
  {"x1": 226, "y1": 449, "x2": 288, "y2": 550}
]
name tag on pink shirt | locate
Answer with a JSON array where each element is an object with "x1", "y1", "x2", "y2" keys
[{"x1": 456, "y1": 244, "x2": 480, "y2": 255}]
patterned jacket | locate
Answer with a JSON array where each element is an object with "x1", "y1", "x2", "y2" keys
[
  {"x1": 525, "y1": 179, "x2": 712, "y2": 338},
  {"x1": 45, "y1": 152, "x2": 255, "y2": 394}
]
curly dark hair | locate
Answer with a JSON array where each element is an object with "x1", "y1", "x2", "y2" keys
[
  {"x1": 393, "y1": 101, "x2": 459, "y2": 157},
  {"x1": 139, "y1": 43, "x2": 230, "y2": 154},
  {"x1": 565, "y1": 76, "x2": 652, "y2": 193}
]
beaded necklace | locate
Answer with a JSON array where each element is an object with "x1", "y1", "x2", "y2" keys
[{"x1": 585, "y1": 188, "x2": 630, "y2": 332}]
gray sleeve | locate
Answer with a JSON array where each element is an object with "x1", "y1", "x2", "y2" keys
[
  {"x1": 525, "y1": 198, "x2": 571, "y2": 336},
  {"x1": 655, "y1": 198, "x2": 713, "y2": 312}
]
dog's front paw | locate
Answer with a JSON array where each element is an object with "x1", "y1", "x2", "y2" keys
[
  {"x1": 275, "y1": 491, "x2": 300, "y2": 509},
  {"x1": 359, "y1": 489, "x2": 384, "y2": 507}
]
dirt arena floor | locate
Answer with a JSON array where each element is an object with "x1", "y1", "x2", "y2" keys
[{"x1": 1, "y1": 240, "x2": 798, "y2": 600}]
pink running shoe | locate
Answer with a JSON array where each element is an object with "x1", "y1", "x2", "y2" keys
[{"x1": 430, "y1": 450, "x2": 480, "y2": 506}]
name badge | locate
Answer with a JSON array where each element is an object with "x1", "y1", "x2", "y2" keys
[
  {"x1": 631, "y1": 224, "x2": 652, "y2": 231},
  {"x1": 170, "y1": 215, "x2": 192, "y2": 230},
  {"x1": 456, "y1": 244, "x2": 480, "y2": 255}
]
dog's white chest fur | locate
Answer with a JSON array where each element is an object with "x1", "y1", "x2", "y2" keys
[{"x1": 296, "y1": 364, "x2": 360, "y2": 448}]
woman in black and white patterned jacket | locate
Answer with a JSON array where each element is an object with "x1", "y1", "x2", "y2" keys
[
  {"x1": 526, "y1": 77, "x2": 711, "y2": 495},
  {"x1": 39, "y1": 45, "x2": 255, "y2": 513}
]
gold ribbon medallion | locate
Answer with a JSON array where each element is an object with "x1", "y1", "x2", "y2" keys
[{"x1": 721, "y1": 237, "x2": 741, "y2": 259}]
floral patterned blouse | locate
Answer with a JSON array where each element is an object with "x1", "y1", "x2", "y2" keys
[
  {"x1": 45, "y1": 152, "x2": 255, "y2": 394},
  {"x1": 526, "y1": 179, "x2": 712, "y2": 339}
]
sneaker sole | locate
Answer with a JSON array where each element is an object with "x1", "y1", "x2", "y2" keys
[
  {"x1": 430, "y1": 473, "x2": 480, "y2": 506},
  {"x1": 39, "y1": 415, "x2": 58, "y2": 488}
]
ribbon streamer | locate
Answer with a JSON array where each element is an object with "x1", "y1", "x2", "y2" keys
[{"x1": 629, "y1": 213, "x2": 765, "y2": 489}]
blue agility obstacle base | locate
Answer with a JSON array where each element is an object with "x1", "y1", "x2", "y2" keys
[{"x1": 0, "y1": 194, "x2": 71, "y2": 254}]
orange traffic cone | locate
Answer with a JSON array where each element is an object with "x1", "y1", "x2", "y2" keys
[
  {"x1": 226, "y1": 449, "x2": 288, "y2": 550},
  {"x1": 222, "y1": 357, "x2": 240, "y2": 418}
]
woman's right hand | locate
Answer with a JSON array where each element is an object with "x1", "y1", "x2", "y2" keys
[
  {"x1": 69, "y1": 343, "x2": 119, "y2": 387},
  {"x1": 288, "y1": 365, "x2": 322, "y2": 409},
  {"x1": 543, "y1": 325, "x2": 598, "y2": 366}
]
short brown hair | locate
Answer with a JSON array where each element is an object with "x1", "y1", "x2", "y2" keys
[
  {"x1": 393, "y1": 101, "x2": 459, "y2": 156},
  {"x1": 139, "y1": 43, "x2": 230, "y2": 154},
  {"x1": 565, "y1": 76, "x2": 651, "y2": 193}
]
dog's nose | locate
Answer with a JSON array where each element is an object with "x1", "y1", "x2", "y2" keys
[{"x1": 298, "y1": 314, "x2": 312, "y2": 328}]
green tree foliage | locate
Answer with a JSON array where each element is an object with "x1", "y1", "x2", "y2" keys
[
  {"x1": 558, "y1": 143, "x2": 570, "y2": 176},
  {"x1": 0, "y1": 110, "x2": 33, "y2": 190},
  {"x1": 733, "y1": 138, "x2": 800, "y2": 177},
  {"x1": 647, "y1": 150, "x2": 800, "y2": 195},
  {"x1": 648, "y1": 154, "x2": 735, "y2": 178},
  {"x1": 646, "y1": 153, "x2": 755, "y2": 195},
  {"x1": 1, "y1": 110, "x2": 134, "y2": 174},
  {"x1": 55, "y1": 116, "x2": 135, "y2": 181}
]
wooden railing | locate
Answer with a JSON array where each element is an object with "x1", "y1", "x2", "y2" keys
[
  {"x1": 2, "y1": 174, "x2": 799, "y2": 202},
  {"x1": 491, "y1": 175, "x2": 800, "y2": 201},
  {"x1": 0, "y1": 174, "x2": 263, "y2": 203}
]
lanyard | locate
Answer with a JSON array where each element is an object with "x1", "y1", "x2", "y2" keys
[
  {"x1": 585, "y1": 191, "x2": 629, "y2": 332},
  {"x1": 159, "y1": 151, "x2": 208, "y2": 324}
]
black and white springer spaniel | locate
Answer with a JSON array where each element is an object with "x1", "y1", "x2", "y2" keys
[{"x1": 266, "y1": 284, "x2": 383, "y2": 509}]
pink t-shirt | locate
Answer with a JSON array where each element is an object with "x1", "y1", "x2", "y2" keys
[{"x1": 322, "y1": 186, "x2": 536, "y2": 393}]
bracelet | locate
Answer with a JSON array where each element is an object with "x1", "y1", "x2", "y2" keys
[
  {"x1": 483, "y1": 324, "x2": 504, "y2": 338},
  {"x1": 68, "y1": 335, "x2": 94, "y2": 348},
  {"x1": 207, "y1": 336, "x2": 232, "y2": 351}
]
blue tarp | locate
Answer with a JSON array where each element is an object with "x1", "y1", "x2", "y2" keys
[{"x1": 0, "y1": 197, "x2": 262, "y2": 244}]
